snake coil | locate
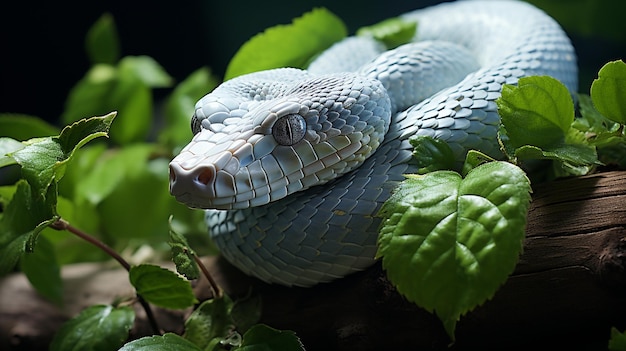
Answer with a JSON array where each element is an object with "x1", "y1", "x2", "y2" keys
[{"x1": 169, "y1": 0, "x2": 577, "y2": 287}]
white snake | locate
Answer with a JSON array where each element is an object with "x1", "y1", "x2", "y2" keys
[{"x1": 169, "y1": 0, "x2": 577, "y2": 287}]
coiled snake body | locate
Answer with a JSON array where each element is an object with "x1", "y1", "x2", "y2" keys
[{"x1": 169, "y1": 0, "x2": 577, "y2": 287}]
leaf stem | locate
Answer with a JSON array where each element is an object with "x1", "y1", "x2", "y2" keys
[
  {"x1": 50, "y1": 219, "x2": 161, "y2": 334},
  {"x1": 52, "y1": 219, "x2": 130, "y2": 270},
  {"x1": 193, "y1": 254, "x2": 222, "y2": 298}
]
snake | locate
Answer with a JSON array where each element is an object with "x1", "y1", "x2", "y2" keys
[{"x1": 169, "y1": 0, "x2": 578, "y2": 287}]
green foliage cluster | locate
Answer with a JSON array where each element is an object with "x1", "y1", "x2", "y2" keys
[
  {"x1": 1, "y1": 6, "x2": 626, "y2": 351},
  {"x1": 0, "y1": 13, "x2": 304, "y2": 351},
  {"x1": 394, "y1": 60, "x2": 626, "y2": 339}
]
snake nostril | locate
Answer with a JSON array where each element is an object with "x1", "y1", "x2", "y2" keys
[
  {"x1": 168, "y1": 165, "x2": 177, "y2": 183},
  {"x1": 196, "y1": 167, "x2": 214, "y2": 185}
]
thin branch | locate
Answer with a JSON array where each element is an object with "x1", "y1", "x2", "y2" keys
[
  {"x1": 51, "y1": 219, "x2": 130, "y2": 271},
  {"x1": 50, "y1": 219, "x2": 161, "y2": 334},
  {"x1": 194, "y1": 254, "x2": 222, "y2": 298}
]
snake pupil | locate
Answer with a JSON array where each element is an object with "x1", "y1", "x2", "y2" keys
[
  {"x1": 191, "y1": 113, "x2": 202, "y2": 135},
  {"x1": 273, "y1": 114, "x2": 306, "y2": 146}
]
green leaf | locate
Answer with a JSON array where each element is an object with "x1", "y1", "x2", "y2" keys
[
  {"x1": 0, "y1": 114, "x2": 60, "y2": 140},
  {"x1": 572, "y1": 94, "x2": 623, "y2": 148},
  {"x1": 106, "y1": 75, "x2": 152, "y2": 144},
  {"x1": 590, "y1": 60, "x2": 626, "y2": 124},
  {"x1": 169, "y1": 224, "x2": 200, "y2": 280},
  {"x1": 236, "y1": 324, "x2": 304, "y2": 351},
  {"x1": 183, "y1": 296, "x2": 234, "y2": 349},
  {"x1": 129, "y1": 264, "x2": 198, "y2": 309},
  {"x1": 61, "y1": 64, "x2": 118, "y2": 124},
  {"x1": 120, "y1": 333, "x2": 202, "y2": 351},
  {"x1": 57, "y1": 112, "x2": 116, "y2": 155},
  {"x1": 161, "y1": 67, "x2": 219, "y2": 151},
  {"x1": 9, "y1": 113, "x2": 116, "y2": 197},
  {"x1": 73, "y1": 145, "x2": 152, "y2": 207},
  {"x1": 497, "y1": 75, "x2": 574, "y2": 149},
  {"x1": 0, "y1": 180, "x2": 59, "y2": 275},
  {"x1": 61, "y1": 58, "x2": 167, "y2": 144},
  {"x1": 225, "y1": 8, "x2": 347, "y2": 80},
  {"x1": 409, "y1": 135, "x2": 457, "y2": 174},
  {"x1": 575, "y1": 94, "x2": 620, "y2": 134},
  {"x1": 11, "y1": 137, "x2": 64, "y2": 196},
  {"x1": 55, "y1": 145, "x2": 106, "y2": 240},
  {"x1": 86, "y1": 13, "x2": 120, "y2": 65},
  {"x1": 356, "y1": 17, "x2": 417, "y2": 49},
  {"x1": 20, "y1": 235, "x2": 63, "y2": 305},
  {"x1": 168, "y1": 204, "x2": 217, "y2": 256},
  {"x1": 68, "y1": 144, "x2": 176, "y2": 242},
  {"x1": 377, "y1": 161, "x2": 531, "y2": 338},
  {"x1": 0, "y1": 137, "x2": 24, "y2": 168},
  {"x1": 96, "y1": 150, "x2": 174, "y2": 239},
  {"x1": 514, "y1": 143, "x2": 598, "y2": 167},
  {"x1": 231, "y1": 294, "x2": 262, "y2": 334},
  {"x1": 118, "y1": 56, "x2": 174, "y2": 88},
  {"x1": 610, "y1": 327, "x2": 626, "y2": 351},
  {"x1": 50, "y1": 304, "x2": 134, "y2": 351},
  {"x1": 461, "y1": 150, "x2": 497, "y2": 176}
]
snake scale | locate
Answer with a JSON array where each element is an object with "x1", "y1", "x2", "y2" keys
[{"x1": 169, "y1": 0, "x2": 578, "y2": 287}]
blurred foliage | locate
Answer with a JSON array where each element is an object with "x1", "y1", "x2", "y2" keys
[
  {"x1": 0, "y1": 13, "x2": 218, "y2": 273},
  {"x1": 527, "y1": 0, "x2": 625, "y2": 42}
]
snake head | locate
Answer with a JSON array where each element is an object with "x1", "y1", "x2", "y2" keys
[{"x1": 169, "y1": 69, "x2": 391, "y2": 210}]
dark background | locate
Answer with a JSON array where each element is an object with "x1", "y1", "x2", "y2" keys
[{"x1": 0, "y1": 0, "x2": 623, "y2": 124}]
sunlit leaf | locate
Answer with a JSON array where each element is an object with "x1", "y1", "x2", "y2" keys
[
  {"x1": 377, "y1": 162, "x2": 531, "y2": 338},
  {"x1": 591, "y1": 60, "x2": 626, "y2": 124},
  {"x1": 9, "y1": 113, "x2": 115, "y2": 197},
  {"x1": 497, "y1": 75, "x2": 574, "y2": 149},
  {"x1": 513, "y1": 143, "x2": 598, "y2": 167},
  {"x1": 118, "y1": 56, "x2": 173, "y2": 88},
  {"x1": 61, "y1": 57, "x2": 169, "y2": 144},
  {"x1": 0, "y1": 137, "x2": 24, "y2": 168},
  {"x1": 129, "y1": 264, "x2": 198, "y2": 309},
  {"x1": 97, "y1": 154, "x2": 173, "y2": 240},
  {"x1": 225, "y1": 8, "x2": 347, "y2": 80},
  {"x1": 357, "y1": 17, "x2": 417, "y2": 49}
]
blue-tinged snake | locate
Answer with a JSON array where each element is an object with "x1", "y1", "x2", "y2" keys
[{"x1": 169, "y1": 0, "x2": 577, "y2": 287}]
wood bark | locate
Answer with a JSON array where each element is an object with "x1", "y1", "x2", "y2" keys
[{"x1": 1, "y1": 171, "x2": 626, "y2": 350}]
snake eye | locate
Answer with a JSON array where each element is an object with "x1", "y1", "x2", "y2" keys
[
  {"x1": 191, "y1": 113, "x2": 202, "y2": 135},
  {"x1": 272, "y1": 114, "x2": 306, "y2": 146}
]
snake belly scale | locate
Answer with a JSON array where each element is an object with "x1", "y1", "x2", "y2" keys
[{"x1": 169, "y1": 0, "x2": 578, "y2": 287}]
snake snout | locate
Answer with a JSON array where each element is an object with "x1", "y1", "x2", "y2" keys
[{"x1": 168, "y1": 162, "x2": 216, "y2": 201}]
